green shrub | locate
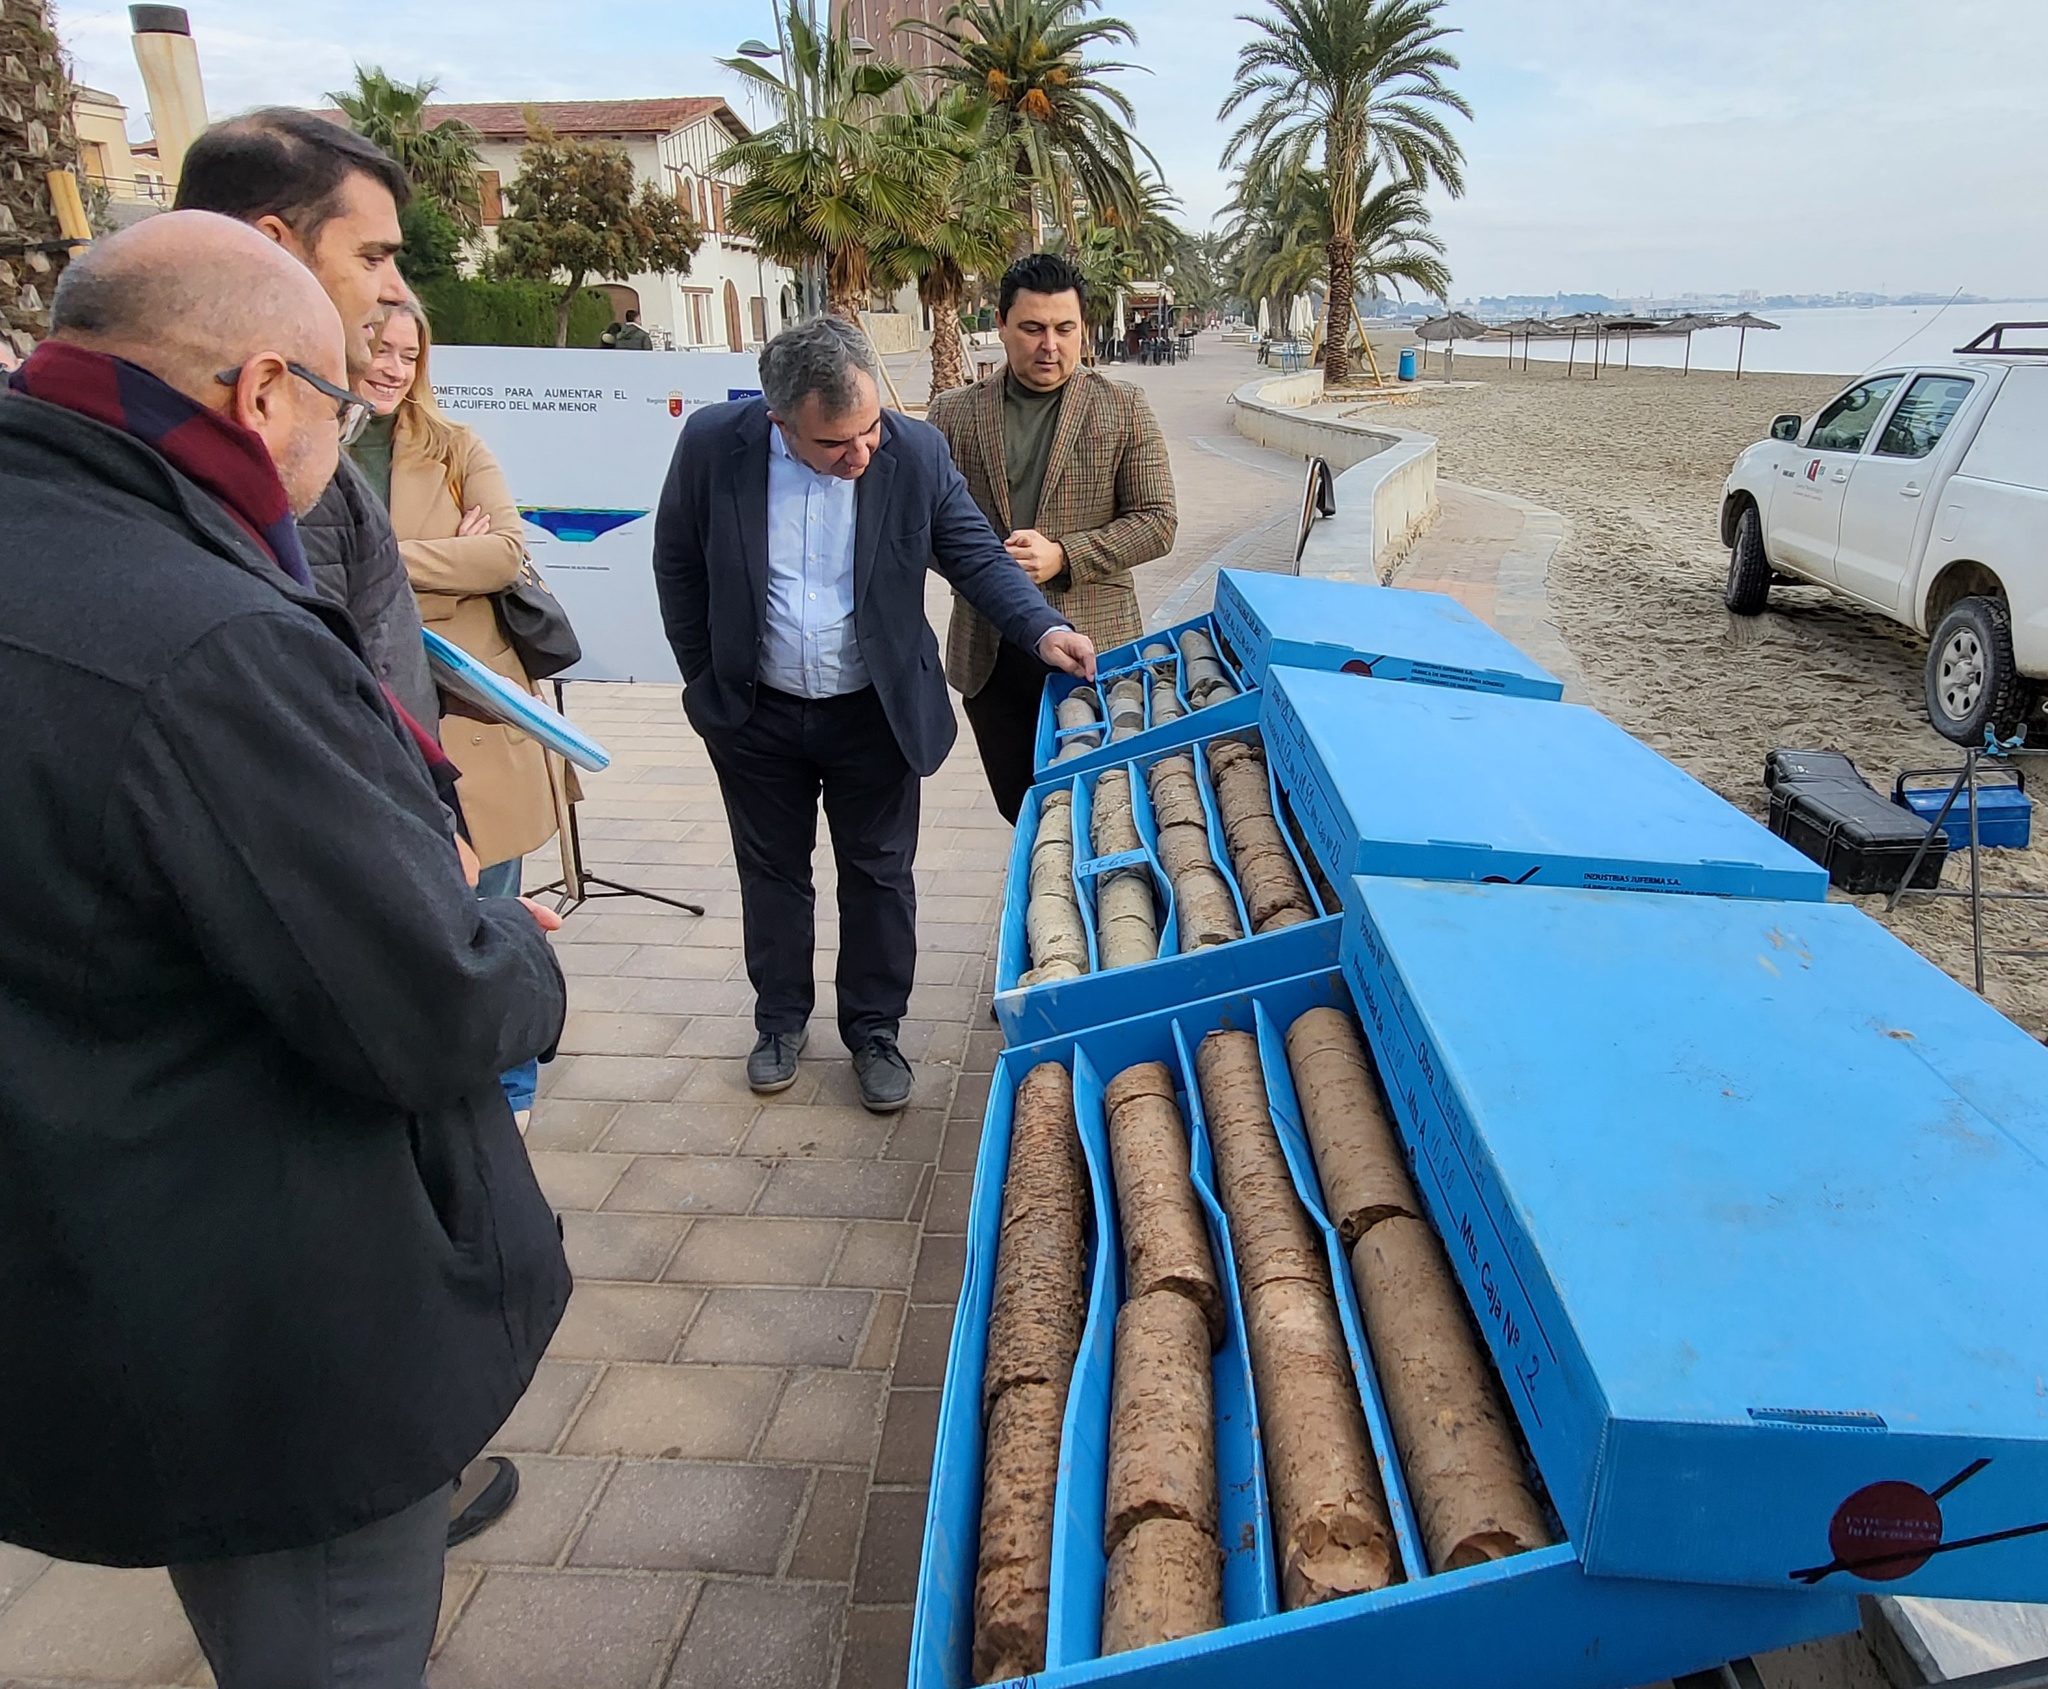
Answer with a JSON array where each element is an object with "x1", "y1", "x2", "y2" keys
[{"x1": 417, "y1": 278, "x2": 618, "y2": 347}]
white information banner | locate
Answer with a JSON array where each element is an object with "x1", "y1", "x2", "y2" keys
[{"x1": 430, "y1": 346, "x2": 762, "y2": 683}]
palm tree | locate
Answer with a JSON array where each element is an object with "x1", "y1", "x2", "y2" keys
[
  {"x1": 328, "y1": 66, "x2": 485, "y2": 232},
  {"x1": 719, "y1": 7, "x2": 954, "y2": 320},
  {"x1": 1223, "y1": 162, "x2": 1321, "y2": 334},
  {"x1": 1221, "y1": 0, "x2": 1469, "y2": 382},
  {"x1": 873, "y1": 93, "x2": 1023, "y2": 396},
  {"x1": 902, "y1": 0, "x2": 1155, "y2": 253},
  {"x1": 1229, "y1": 159, "x2": 1448, "y2": 353},
  {"x1": 1101, "y1": 172, "x2": 1185, "y2": 278}
]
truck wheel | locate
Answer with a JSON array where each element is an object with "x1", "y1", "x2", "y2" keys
[
  {"x1": 1926, "y1": 596, "x2": 2032, "y2": 745},
  {"x1": 1724, "y1": 506, "x2": 1771, "y2": 615}
]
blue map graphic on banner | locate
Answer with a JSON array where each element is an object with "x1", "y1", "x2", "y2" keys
[{"x1": 520, "y1": 508, "x2": 648, "y2": 543}]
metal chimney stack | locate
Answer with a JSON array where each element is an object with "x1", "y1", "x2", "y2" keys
[{"x1": 127, "y1": 5, "x2": 207, "y2": 188}]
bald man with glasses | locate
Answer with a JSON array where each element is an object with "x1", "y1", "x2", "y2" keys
[{"x1": 0, "y1": 212, "x2": 569, "y2": 1687}]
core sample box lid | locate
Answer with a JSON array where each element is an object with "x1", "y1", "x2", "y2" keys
[
  {"x1": 1340, "y1": 874, "x2": 2048, "y2": 1598},
  {"x1": 1263, "y1": 666, "x2": 1828, "y2": 902},
  {"x1": 1211, "y1": 568, "x2": 1563, "y2": 697}
]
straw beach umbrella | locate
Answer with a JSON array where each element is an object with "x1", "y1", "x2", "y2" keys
[
  {"x1": 1659, "y1": 312, "x2": 1714, "y2": 375},
  {"x1": 1601, "y1": 316, "x2": 1659, "y2": 370},
  {"x1": 1415, "y1": 310, "x2": 1487, "y2": 376},
  {"x1": 1719, "y1": 311, "x2": 1780, "y2": 380},
  {"x1": 1548, "y1": 311, "x2": 1600, "y2": 377},
  {"x1": 1493, "y1": 316, "x2": 1550, "y2": 371}
]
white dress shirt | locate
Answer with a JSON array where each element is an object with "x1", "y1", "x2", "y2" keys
[{"x1": 760, "y1": 424, "x2": 870, "y2": 698}]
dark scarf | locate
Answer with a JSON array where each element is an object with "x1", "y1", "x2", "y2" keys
[
  {"x1": 8, "y1": 340, "x2": 312, "y2": 586},
  {"x1": 9, "y1": 341, "x2": 464, "y2": 803}
]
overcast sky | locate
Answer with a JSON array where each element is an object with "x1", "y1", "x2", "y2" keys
[{"x1": 58, "y1": 0, "x2": 2046, "y2": 301}]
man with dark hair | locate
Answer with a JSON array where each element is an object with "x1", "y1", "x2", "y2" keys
[
  {"x1": 929, "y1": 252, "x2": 1177, "y2": 822},
  {"x1": 176, "y1": 108, "x2": 524, "y2": 1549},
  {"x1": 653, "y1": 316, "x2": 1096, "y2": 1110},
  {"x1": 175, "y1": 109, "x2": 438, "y2": 732},
  {"x1": 616, "y1": 308, "x2": 654, "y2": 350},
  {"x1": 0, "y1": 210, "x2": 569, "y2": 1687}
]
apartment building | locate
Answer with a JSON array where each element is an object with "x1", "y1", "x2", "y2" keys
[{"x1": 71, "y1": 86, "x2": 170, "y2": 221}]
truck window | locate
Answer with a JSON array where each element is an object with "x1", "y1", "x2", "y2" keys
[
  {"x1": 1874, "y1": 375, "x2": 1975, "y2": 459},
  {"x1": 1957, "y1": 367, "x2": 2048, "y2": 493},
  {"x1": 1809, "y1": 376, "x2": 1904, "y2": 452}
]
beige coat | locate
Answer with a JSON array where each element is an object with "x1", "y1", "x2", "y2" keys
[
  {"x1": 928, "y1": 367, "x2": 1177, "y2": 696},
  {"x1": 391, "y1": 424, "x2": 558, "y2": 867}
]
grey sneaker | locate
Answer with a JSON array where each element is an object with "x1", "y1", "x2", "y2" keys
[
  {"x1": 747, "y1": 1028, "x2": 808, "y2": 1094},
  {"x1": 853, "y1": 1035, "x2": 914, "y2": 1114}
]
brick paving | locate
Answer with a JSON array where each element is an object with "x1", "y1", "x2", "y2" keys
[{"x1": 0, "y1": 339, "x2": 1556, "y2": 1689}]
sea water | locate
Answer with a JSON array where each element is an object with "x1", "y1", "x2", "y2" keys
[{"x1": 1451, "y1": 301, "x2": 2048, "y2": 380}]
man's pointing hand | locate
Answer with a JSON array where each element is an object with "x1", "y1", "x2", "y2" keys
[{"x1": 1036, "y1": 627, "x2": 1097, "y2": 681}]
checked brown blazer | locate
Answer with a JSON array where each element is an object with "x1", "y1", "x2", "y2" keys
[{"x1": 929, "y1": 366, "x2": 1177, "y2": 697}]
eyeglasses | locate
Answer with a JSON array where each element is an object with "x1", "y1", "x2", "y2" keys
[{"x1": 215, "y1": 361, "x2": 377, "y2": 446}]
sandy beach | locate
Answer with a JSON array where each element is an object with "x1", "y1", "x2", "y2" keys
[{"x1": 1339, "y1": 360, "x2": 2048, "y2": 1034}]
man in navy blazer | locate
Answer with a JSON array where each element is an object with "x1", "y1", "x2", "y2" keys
[{"x1": 654, "y1": 317, "x2": 1095, "y2": 1110}]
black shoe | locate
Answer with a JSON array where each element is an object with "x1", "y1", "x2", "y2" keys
[
  {"x1": 748, "y1": 1028, "x2": 808, "y2": 1093},
  {"x1": 448, "y1": 1455, "x2": 519, "y2": 1547},
  {"x1": 853, "y1": 1034, "x2": 914, "y2": 1114}
]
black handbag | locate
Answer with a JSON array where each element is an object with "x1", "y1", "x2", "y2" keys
[{"x1": 493, "y1": 556, "x2": 582, "y2": 681}]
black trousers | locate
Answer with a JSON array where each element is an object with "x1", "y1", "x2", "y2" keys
[
  {"x1": 703, "y1": 684, "x2": 918, "y2": 1050},
  {"x1": 962, "y1": 638, "x2": 1054, "y2": 826}
]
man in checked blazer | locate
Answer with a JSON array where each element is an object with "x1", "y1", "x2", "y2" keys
[{"x1": 929, "y1": 253, "x2": 1178, "y2": 822}]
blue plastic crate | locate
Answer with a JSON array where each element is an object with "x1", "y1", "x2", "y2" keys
[
  {"x1": 1894, "y1": 769, "x2": 2032, "y2": 849},
  {"x1": 911, "y1": 973, "x2": 1853, "y2": 1689},
  {"x1": 996, "y1": 725, "x2": 1338, "y2": 1043},
  {"x1": 1034, "y1": 614, "x2": 1260, "y2": 787},
  {"x1": 1342, "y1": 877, "x2": 2048, "y2": 1598},
  {"x1": 1263, "y1": 666, "x2": 1828, "y2": 901},
  {"x1": 1211, "y1": 568, "x2": 1564, "y2": 697}
]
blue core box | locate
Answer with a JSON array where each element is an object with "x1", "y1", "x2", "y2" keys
[
  {"x1": 1211, "y1": 567, "x2": 1565, "y2": 696},
  {"x1": 996, "y1": 723, "x2": 1339, "y2": 1044},
  {"x1": 1033, "y1": 574, "x2": 1562, "y2": 789},
  {"x1": 1342, "y1": 877, "x2": 2048, "y2": 1598},
  {"x1": 1034, "y1": 614, "x2": 1261, "y2": 787},
  {"x1": 1263, "y1": 665, "x2": 1828, "y2": 901},
  {"x1": 912, "y1": 974, "x2": 1852, "y2": 1689}
]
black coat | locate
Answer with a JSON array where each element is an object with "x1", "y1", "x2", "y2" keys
[
  {"x1": 0, "y1": 395, "x2": 571, "y2": 1567},
  {"x1": 652, "y1": 401, "x2": 1066, "y2": 777},
  {"x1": 299, "y1": 455, "x2": 441, "y2": 735}
]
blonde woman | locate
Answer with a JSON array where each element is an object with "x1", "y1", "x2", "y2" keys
[
  {"x1": 354, "y1": 301, "x2": 560, "y2": 861},
  {"x1": 351, "y1": 302, "x2": 559, "y2": 1097}
]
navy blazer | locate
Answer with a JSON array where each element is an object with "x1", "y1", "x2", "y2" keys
[{"x1": 653, "y1": 399, "x2": 1068, "y2": 777}]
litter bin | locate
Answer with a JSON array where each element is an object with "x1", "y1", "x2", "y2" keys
[{"x1": 1398, "y1": 345, "x2": 1418, "y2": 381}]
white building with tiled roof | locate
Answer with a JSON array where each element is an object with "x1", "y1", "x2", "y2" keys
[{"x1": 424, "y1": 97, "x2": 795, "y2": 351}]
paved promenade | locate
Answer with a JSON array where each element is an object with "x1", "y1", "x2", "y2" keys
[{"x1": 0, "y1": 340, "x2": 1568, "y2": 1689}]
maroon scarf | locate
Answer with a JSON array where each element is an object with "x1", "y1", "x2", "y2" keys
[
  {"x1": 11, "y1": 341, "x2": 458, "y2": 787},
  {"x1": 9, "y1": 340, "x2": 312, "y2": 585}
]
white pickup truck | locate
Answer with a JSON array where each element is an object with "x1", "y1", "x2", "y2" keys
[{"x1": 1720, "y1": 323, "x2": 2048, "y2": 744}]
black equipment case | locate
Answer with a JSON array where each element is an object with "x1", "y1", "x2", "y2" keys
[{"x1": 1765, "y1": 748, "x2": 1948, "y2": 895}]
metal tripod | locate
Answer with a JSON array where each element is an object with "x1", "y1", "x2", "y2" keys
[{"x1": 528, "y1": 681, "x2": 706, "y2": 919}]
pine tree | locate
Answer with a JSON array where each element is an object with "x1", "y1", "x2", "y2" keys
[{"x1": 0, "y1": 0, "x2": 80, "y2": 353}]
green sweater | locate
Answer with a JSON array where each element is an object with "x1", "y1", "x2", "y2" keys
[{"x1": 1002, "y1": 372, "x2": 1066, "y2": 533}]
